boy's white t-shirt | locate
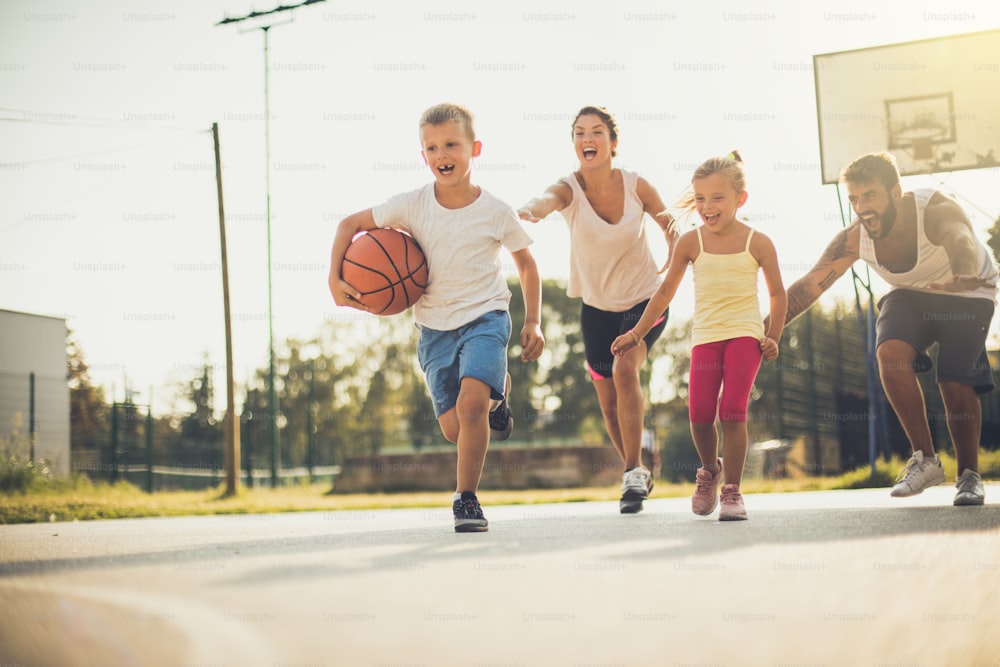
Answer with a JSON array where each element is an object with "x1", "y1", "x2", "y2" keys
[{"x1": 371, "y1": 183, "x2": 534, "y2": 331}]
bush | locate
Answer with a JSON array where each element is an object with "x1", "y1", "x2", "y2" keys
[
  {"x1": 833, "y1": 449, "x2": 1000, "y2": 490},
  {"x1": 832, "y1": 457, "x2": 898, "y2": 489},
  {"x1": 0, "y1": 452, "x2": 51, "y2": 494}
]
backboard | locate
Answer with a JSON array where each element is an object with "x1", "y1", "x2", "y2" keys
[{"x1": 814, "y1": 28, "x2": 1000, "y2": 184}]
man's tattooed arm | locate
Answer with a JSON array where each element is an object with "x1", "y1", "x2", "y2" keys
[{"x1": 782, "y1": 225, "x2": 860, "y2": 325}]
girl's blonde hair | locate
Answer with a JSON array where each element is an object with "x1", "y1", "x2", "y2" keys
[{"x1": 675, "y1": 150, "x2": 745, "y2": 212}]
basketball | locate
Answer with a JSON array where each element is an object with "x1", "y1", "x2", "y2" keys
[{"x1": 342, "y1": 228, "x2": 429, "y2": 316}]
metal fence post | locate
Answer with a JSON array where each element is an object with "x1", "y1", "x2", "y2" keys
[
  {"x1": 110, "y1": 402, "x2": 119, "y2": 483},
  {"x1": 145, "y1": 406, "x2": 154, "y2": 493}
]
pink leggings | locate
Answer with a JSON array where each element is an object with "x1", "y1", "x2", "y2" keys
[{"x1": 688, "y1": 337, "x2": 762, "y2": 423}]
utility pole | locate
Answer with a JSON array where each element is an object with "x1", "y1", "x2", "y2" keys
[
  {"x1": 213, "y1": 122, "x2": 240, "y2": 497},
  {"x1": 216, "y1": 0, "x2": 327, "y2": 488}
]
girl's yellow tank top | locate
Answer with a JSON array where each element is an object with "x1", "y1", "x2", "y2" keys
[{"x1": 691, "y1": 227, "x2": 765, "y2": 347}]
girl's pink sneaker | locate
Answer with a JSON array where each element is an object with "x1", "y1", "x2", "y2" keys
[
  {"x1": 691, "y1": 460, "x2": 722, "y2": 515},
  {"x1": 719, "y1": 484, "x2": 748, "y2": 521}
]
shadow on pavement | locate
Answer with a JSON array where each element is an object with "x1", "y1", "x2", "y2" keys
[{"x1": 3, "y1": 497, "x2": 999, "y2": 583}]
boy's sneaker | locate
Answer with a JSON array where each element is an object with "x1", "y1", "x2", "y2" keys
[
  {"x1": 692, "y1": 459, "x2": 723, "y2": 516},
  {"x1": 954, "y1": 469, "x2": 985, "y2": 506},
  {"x1": 719, "y1": 484, "x2": 748, "y2": 521},
  {"x1": 488, "y1": 373, "x2": 513, "y2": 441},
  {"x1": 890, "y1": 451, "x2": 945, "y2": 497},
  {"x1": 619, "y1": 466, "x2": 653, "y2": 514},
  {"x1": 453, "y1": 491, "x2": 489, "y2": 533}
]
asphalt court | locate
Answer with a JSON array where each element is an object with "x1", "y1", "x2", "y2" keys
[{"x1": 2, "y1": 485, "x2": 999, "y2": 666}]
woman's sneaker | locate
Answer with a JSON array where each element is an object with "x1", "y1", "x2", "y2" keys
[
  {"x1": 691, "y1": 459, "x2": 722, "y2": 516},
  {"x1": 453, "y1": 491, "x2": 489, "y2": 532},
  {"x1": 890, "y1": 451, "x2": 945, "y2": 497},
  {"x1": 719, "y1": 484, "x2": 748, "y2": 521},
  {"x1": 954, "y1": 469, "x2": 985, "y2": 506},
  {"x1": 619, "y1": 466, "x2": 653, "y2": 514},
  {"x1": 489, "y1": 373, "x2": 513, "y2": 441}
]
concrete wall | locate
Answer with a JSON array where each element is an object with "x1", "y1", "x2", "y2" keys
[
  {"x1": 0, "y1": 309, "x2": 70, "y2": 474},
  {"x1": 333, "y1": 445, "x2": 626, "y2": 493}
]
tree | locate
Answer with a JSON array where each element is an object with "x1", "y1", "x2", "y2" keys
[
  {"x1": 166, "y1": 362, "x2": 223, "y2": 471},
  {"x1": 67, "y1": 332, "x2": 109, "y2": 474},
  {"x1": 507, "y1": 278, "x2": 606, "y2": 441},
  {"x1": 986, "y1": 214, "x2": 1000, "y2": 268},
  {"x1": 254, "y1": 276, "x2": 656, "y2": 469},
  {"x1": 264, "y1": 314, "x2": 426, "y2": 473}
]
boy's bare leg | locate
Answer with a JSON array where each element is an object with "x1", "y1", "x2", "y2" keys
[{"x1": 453, "y1": 377, "x2": 492, "y2": 493}]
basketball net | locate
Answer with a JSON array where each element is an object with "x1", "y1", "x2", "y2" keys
[{"x1": 910, "y1": 136, "x2": 935, "y2": 161}]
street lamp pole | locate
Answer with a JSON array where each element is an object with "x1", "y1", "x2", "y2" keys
[
  {"x1": 261, "y1": 24, "x2": 280, "y2": 488},
  {"x1": 216, "y1": 0, "x2": 326, "y2": 488}
]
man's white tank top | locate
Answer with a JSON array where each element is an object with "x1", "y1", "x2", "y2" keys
[{"x1": 858, "y1": 188, "x2": 997, "y2": 304}]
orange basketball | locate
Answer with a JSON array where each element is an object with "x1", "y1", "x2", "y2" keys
[{"x1": 342, "y1": 228, "x2": 429, "y2": 316}]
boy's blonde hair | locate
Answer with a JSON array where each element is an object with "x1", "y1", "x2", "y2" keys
[
  {"x1": 420, "y1": 103, "x2": 476, "y2": 141},
  {"x1": 676, "y1": 150, "x2": 745, "y2": 212}
]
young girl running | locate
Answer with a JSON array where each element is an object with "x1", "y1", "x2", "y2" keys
[
  {"x1": 518, "y1": 106, "x2": 678, "y2": 514},
  {"x1": 611, "y1": 152, "x2": 786, "y2": 520}
]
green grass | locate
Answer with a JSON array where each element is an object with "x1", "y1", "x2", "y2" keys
[
  {"x1": 0, "y1": 479, "x2": 625, "y2": 524},
  {"x1": 2, "y1": 450, "x2": 998, "y2": 525}
]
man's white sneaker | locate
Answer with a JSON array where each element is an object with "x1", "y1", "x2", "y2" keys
[
  {"x1": 954, "y1": 469, "x2": 985, "y2": 506},
  {"x1": 890, "y1": 451, "x2": 945, "y2": 497}
]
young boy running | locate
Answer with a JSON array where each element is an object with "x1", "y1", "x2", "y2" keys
[{"x1": 329, "y1": 103, "x2": 545, "y2": 532}]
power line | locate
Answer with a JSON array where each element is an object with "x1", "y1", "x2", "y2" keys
[
  {"x1": 0, "y1": 132, "x2": 208, "y2": 169},
  {"x1": 216, "y1": 0, "x2": 326, "y2": 26},
  {"x1": 0, "y1": 107, "x2": 202, "y2": 132}
]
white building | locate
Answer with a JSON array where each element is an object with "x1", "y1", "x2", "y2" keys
[{"x1": 0, "y1": 309, "x2": 70, "y2": 475}]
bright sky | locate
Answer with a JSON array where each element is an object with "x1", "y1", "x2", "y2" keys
[{"x1": 2, "y1": 0, "x2": 999, "y2": 413}]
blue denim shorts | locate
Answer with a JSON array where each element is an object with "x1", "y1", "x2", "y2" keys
[{"x1": 416, "y1": 310, "x2": 511, "y2": 417}]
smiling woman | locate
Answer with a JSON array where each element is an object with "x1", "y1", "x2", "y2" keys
[{"x1": 518, "y1": 105, "x2": 679, "y2": 515}]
